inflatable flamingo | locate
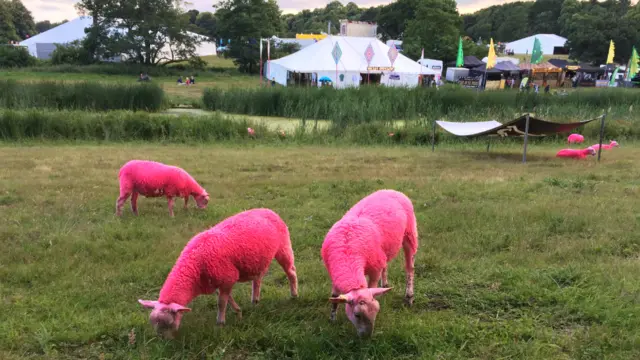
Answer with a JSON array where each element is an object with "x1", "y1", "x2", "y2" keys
[
  {"x1": 590, "y1": 140, "x2": 619, "y2": 151},
  {"x1": 556, "y1": 147, "x2": 596, "y2": 159},
  {"x1": 567, "y1": 133, "x2": 584, "y2": 144}
]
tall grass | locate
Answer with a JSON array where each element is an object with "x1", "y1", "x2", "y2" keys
[
  {"x1": 0, "y1": 80, "x2": 165, "y2": 111},
  {"x1": 203, "y1": 86, "x2": 640, "y2": 123},
  {"x1": 1, "y1": 109, "x2": 637, "y2": 144},
  {"x1": 14, "y1": 63, "x2": 234, "y2": 76}
]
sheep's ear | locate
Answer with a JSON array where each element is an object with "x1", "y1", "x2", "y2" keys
[
  {"x1": 168, "y1": 303, "x2": 191, "y2": 313},
  {"x1": 138, "y1": 299, "x2": 159, "y2": 309},
  {"x1": 369, "y1": 288, "x2": 393, "y2": 298},
  {"x1": 329, "y1": 294, "x2": 350, "y2": 304}
]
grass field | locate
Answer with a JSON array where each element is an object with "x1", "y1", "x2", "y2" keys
[{"x1": 2, "y1": 143, "x2": 639, "y2": 359}]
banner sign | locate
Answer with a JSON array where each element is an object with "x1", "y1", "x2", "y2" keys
[{"x1": 368, "y1": 66, "x2": 394, "y2": 71}]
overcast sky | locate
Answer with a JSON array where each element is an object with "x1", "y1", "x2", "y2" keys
[{"x1": 24, "y1": 0, "x2": 520, "y2": 23}]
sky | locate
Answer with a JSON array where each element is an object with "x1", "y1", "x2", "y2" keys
[{"x1": 24, "y1": 0, "x2": 520, "y2": 23}]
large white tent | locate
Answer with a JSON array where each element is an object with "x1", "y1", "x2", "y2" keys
[
  {"x1": 505, "y1": 34, "x2": 567, "y2": 55},
  {"x1": 20, "y1": 16, "x2": 217, "y2": 61},
  {"x1": 266, "y1": 35, "x2": 438, "y2": 88}
]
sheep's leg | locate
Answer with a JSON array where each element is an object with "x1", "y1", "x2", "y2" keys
[
  {"x1": 330, "y1": 286, "x2": 339, "y2": 322},
  {"x1": 368, "y1": 270, "x2": 382, "y2": 288},
  {"x1": 167, "y1": 197, "x2": 175, "y2": 217},
  {"x1": 183, "y1": 196, "x2": 189, "y2": 209},
  {"x1": 130, "y1": 192, "x2": 139, "y2": 215},
  {"x1": 115, "y1": 191, "x2": 130, "y2": 217},
  {"x1": 403, "y1": 246, "x2": 416, "y2": 307},
  {"x1": 216, "y1": 288, "x2": 231, "y2": 325},
  {"x1": 227, "y1": 294, "x2": 242, "y2": 320},
  {"x1": 275, "y1": 244, "x2": 298, "y2": 298},
  {"x1": 380, "y1": 267, "x2": 389, "y2": 287},
  {"x1": 251, "y1": 278, "x2": 262, "y2": 305}
]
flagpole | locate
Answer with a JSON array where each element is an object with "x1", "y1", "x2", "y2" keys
[{"x1": 259, "y1": 39, "x2": 263, "y2": 87}]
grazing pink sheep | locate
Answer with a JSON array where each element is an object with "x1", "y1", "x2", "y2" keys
[
  {"x1": 116, "y1": 160, "x2": 209, "y2": 217},
  {"x1": 247, "y1": 127, "x2": 255, "y2": 136},
  {"x1": 556, "y1": 147, "x2": 596, "y2": 159},
  {"x1": 590, "y1": 140, "x2": 619, "y2": 151},
  {"x1": 567, "y1": 133, "x2": 584, "y2": 144},
  {"x1": 321, "y1": 189, "x2": 418, "y2": 337},
  {"x1": 138, "y1": 208, "x2": 299, "y2": 338}
]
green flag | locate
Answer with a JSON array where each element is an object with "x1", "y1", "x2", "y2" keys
[
  {"x1": 628, "y1": 46, "x2": 639, "y2": 80},
  {"x1": 456, "y1": 37, "x2": 464, "y2": 67},
  {"x1": 530, "y1": 37, "x2": 543, "y2": 64},
  {"x1": 609, "y1": 67, "x2": 620, "y2": 86}
]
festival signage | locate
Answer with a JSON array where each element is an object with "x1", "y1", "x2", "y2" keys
[
  {"x1": 332, "y1": 42, "x2": 342, "y2": 65},
  {"x1": 367, "y1": 66, "x2": 394, "y2": 71},
  {"x1": 388, "y1": 43, "x2": 399, "y2": 66},
  {"x1": 364, "y1": 43, "x2": 375, "y2": 65}
]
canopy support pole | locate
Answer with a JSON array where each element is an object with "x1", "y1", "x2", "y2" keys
[
  {"x1": 522, "y1": 113, "x2": 531, "y2": 163},
  {"x1": 597, "y1": 112, "x2": 607, "y2": 162},
  {"x1": 431, "y1": 120, "x2": 437, "y2": 152},
  {"x1": 487, "y1": 138, "x2": 491, "y2": 152}
]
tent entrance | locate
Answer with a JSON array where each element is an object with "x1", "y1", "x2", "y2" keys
[
  {"x1": 287, "y1": 72, "x2": 316, "y2": 87},
  {"x1": 361, "y1": 73, "x2": 382, "y2": 85}
]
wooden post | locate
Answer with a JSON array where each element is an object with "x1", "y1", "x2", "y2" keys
[
  {"x1": 431, "y1": 120, "x2": 437, "y2": 152},
  {"x1": 522, "y1": 113, "x2": 531, "y2": 163},
  {"x1": 597, "y1": 113, "x2": 607, "y2": 162},
  {"x1": 487, "y1": 138, "x2": 491, "y2": 152}
]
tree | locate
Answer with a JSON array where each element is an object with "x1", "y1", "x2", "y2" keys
[
  {"x1": 0, "y1": 0, "x2": 18, "y2": 42},
  {"x1": 35, "y1": 20, "x2": 69, "y2": 34},
  {"x1": 0, "y1": 44, "x2": 36, "y2": 67},
  {"x1": 376, "y1": 0, "x2": 418, "y2": 40},
  {"x1": 563, "y1": 0, "x2": 635, "y2": 64},
  {"x1": 216, "y1": 0, "x2": 282, "y2": 73},
  {"x1": 527, "y1": 0, "x2": 564, "y2": 35},
  {"x1": 462, "y1": 2, "x2": 532, "y2": 42},
  {"x1": 9, "y1": 0, "x2": 35, "y2": 39},
  {"x1": 403, "y1": 0, "x2": 462, "y2": 62},
  {"x1": 76, "y1": 0, "x2": 203, "y2": 65},
  {"x1": 195, "y1": 11, "x2": 217, "y2": 39},
  {"x1": 186, "y1": 9, "x2": 199, "y2": 24}
]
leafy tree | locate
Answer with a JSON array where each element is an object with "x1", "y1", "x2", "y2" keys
[
  {"x1": 403, "y1": 0, "x2": 461, "y2": 62},
  {"x1": 0, "y1": 0, "x2": 18, "y2": 42},
  {"x1": 9, "y1": 0, "x2": 35, "y2": 39},
  {"x1": 527, "y1": 0, "x2": 564, "y2": 35},
  {"x1": 462, "y1": 2, "x2": 532, "y2": 42},
  {"x1": 77, "y1": 0, "x2": 203, "y2": 65},
  {"x1": 195, "y1": 11, "x2": 217, "y2": 39},
  {"x1": 186, "y1": 9, "x2": 199, "y2": 24},
  {"x1": 216, "y1": 0, "x2": 282, "y2": 73},
  {"x1": 376, "y1": 0, "x2": 418, "y2": 40},
  {"x1": 35, "y1": 20, "x2": 69, "y2": 34}
]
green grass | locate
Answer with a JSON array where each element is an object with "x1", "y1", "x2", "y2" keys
[
  {"x1": 202, "y1": 86, "x2": 640, "y2": 124},
  {"x1": 0, "y1": 80, "x2": 165, "y2": 112},
  {"x1": 1, "y1": 143, "x2": 640, "y2": 359}
]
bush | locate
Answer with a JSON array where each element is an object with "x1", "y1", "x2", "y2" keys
[
  {"x1": 50, "y1": 40, "x2": 93, "y2": 65},
  {"x1": 0, "y1": 45, "x2": 37, "y2": 68},
  {"x1": 0, "y1": 80, "x2": 165, "y2": 112},
  {"x1": 17, "y1": 62, "x2": 234, "y2": 77}
]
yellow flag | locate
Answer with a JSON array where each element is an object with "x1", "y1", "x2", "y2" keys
[
  {"x1": 606, "y1": 40, "x2": 615, "y2": 64},
  {"x1": 487, "y1": 38, "x2": 497, "y2": 69}
]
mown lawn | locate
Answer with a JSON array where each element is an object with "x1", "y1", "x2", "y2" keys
[{"x1": 1, "y1": 143, "x2": 639, "y2": 359}]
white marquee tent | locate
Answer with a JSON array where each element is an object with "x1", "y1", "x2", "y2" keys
[
  {"x1": 266, "y1": 36, "x2": 438, "y2": 88},
  {"x1": 505, "y1": 34, "x2": 567, "y2": 55},
  {"x1": 20, "y1": 16, "x2": 217, "y2": 61}
]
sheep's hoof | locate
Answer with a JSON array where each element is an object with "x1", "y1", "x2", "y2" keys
[
  {"x1": 216, "y1": 320, "x2": 225, "y2": 326},
  {"x1": 404, "y1": 295, "x2": 414, "y2": 307},
  {"x1": 252, "y1": 299, "x2": 259, "y2": 305},
  {"x1": 330, "y1": 313, "x2": 337, "y2": 322},
  {"x1": 236, "y1": 312, "x2": 242, "y2": 320}
]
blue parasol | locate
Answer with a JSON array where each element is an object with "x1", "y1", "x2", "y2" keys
[{"x1": 319, "y1": 76, "x2": 332, "y2": 82}]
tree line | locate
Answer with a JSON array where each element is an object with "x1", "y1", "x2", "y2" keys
[{"x1": 2, "y1": 0, "x2": 638, "y2": 71}]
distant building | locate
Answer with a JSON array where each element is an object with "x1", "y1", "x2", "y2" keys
[
  {"x1": 505, "y1": 34, "x2": 568, "y2": 55},
  {"x1": 339, "y1": 20, "x2": 377, "y2": 38}
]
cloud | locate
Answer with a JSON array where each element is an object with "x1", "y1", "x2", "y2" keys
[{"x1": 23, "y1": 0, "x2": 521, "y2": 23}]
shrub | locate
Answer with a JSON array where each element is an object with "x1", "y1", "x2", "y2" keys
[
  {"x1": 0, "y1": 80, "x2": 165, "y2": 112},
  {"x1": 0, "y1": 45, "x2": 37, "y2": 68},
  {"x1": 50, "y1": 40, "x2": 93, "y2": 65}
]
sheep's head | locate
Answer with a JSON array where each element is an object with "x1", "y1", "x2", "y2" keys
[
  {"x1": 611, "y1": 140, "x2": 619, "y2": 147},
  {"x1": 586, "y1": 147, "x2": 597, "y2": 156},
  {"x1": 195, "y1": 192, "x2": 209, "y2": 209},
  {"x1": 138, "y1": 300, "x2": 191, "y2": 339},
  {"x1": 329, "y1": 287, "x2": 392, "y2": 338}
]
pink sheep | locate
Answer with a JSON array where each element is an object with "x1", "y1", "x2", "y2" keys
[
  {"x1": 321, "y1": 189, "x2": 418, "y2": 337},
  {"x1": 247, "y1": 127, "x2": 255, "y2": 136},
  {"x1": 138, "y1": 208, "x2": 299, "y2": 338},
  {"x1": 556, "y1": 147, "x2": 596, "y2": 159},
  {"x1": 116, "y1": 160, "x2": 209, "y2": 217},
  {"x1": 567, "y1": 133, "x2": 584, "y2": 144},
  {"x1": 590, "y1": 140, "x2": 619, "y2": 151}
]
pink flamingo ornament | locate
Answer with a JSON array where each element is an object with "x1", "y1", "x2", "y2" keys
[
  {"x1": 567, "y1": 133, "x2": 584, "y2": 144},
  {"x1": 556, "y1": 147, "x2": 596, "y2": 159}
]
